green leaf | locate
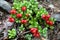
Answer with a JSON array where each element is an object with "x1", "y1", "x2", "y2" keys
[
  {"x1": 43, "y1": 33, "x2": 47, "y2": 37},
  {"x1": 50, "y1": 26, "x2": 54, "y2": 29},
  {"x1": 38, "y1": 26, "x2": 42, "y2": 30},
  {"x1": 28, "y1": 38, "x2": 31, "y2": 40},
  {"x1": 19, "y1": 25, "x2": 25, "y2": 31},
  {"x1": 9, "y1": 36, "x2": 11, "y2": 38},
  {"x1": 25, "y1": 34, "x2": 32, "y2": 40},
  {"x1": 8, "y1": 29, "x2": 16, "y2": 39},
  {"x1": 38, "y1": 30, "x2": 42, "y2": 33},
  {"x1": 42, "y1": 28, "x2": 47, "y2": 37},
  {"x1": 49, "y1": 17, "x2": 54, "y2": 21},
  {"x1": 54, "y1": 19, "x2": 56, "y2": 21},
  {"x1": 29, "y1": 25, "x2": 33, "y2": 28},
  {"x1": 8, "y1": 30, "x2": 11, "y2": 33},
  {"x1": 46, "y1": 25, "x2": 49, "y2": 27},
  {"x1": 29, "y1": 21, "x2": 33, "y2": 24},
  {"x1": 16, "y1": 20, "x2": 19, "y2": 23},
  {"x1": 8, "y1": 34, "x2": 11, "y2": 36}
]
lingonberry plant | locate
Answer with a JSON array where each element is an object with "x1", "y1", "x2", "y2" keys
[
  {"x1": 8, "y1": 29, "x2": 16, "y2": 39},
  {"x1": 8, "y1": 0, "x2": 56, "y2": 40}
]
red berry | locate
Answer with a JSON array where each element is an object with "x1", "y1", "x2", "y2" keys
[
  {"x1": 30, "y1": 28, "x2": 38, "y2": 34},
  {"x1": 33, "y1": 32, "x2": 40, "y2": 38},
  {"x1": 32, "y1": 30, "x2": 38, "y2": 34},
  {"x1": 45, "y1": 14, "x2": 50, "y2": 21},
  {"x1": 16, "y1": 14, "x2": 22, "y2": 18},
  {"x1": 24, "y1": 20, "x2": 27, "y2": 23},
  {"x1": 47, "y1": 14, "x2": 50, "y2": 18},
  {"x1": 49, "y1": 21, "x2": 54, "y2": 26},
  {"x1": 45, "y1": 17, "x2": 49, "y2": 21},
  {"x1": 42, "y1": 14, "x2": 46, "y2": 19},
  {"x1": 10, "y1": 9, "x2": 16, "y2": 14},
  {"x1": 21, "y1": 6, "x2": 26, "y2": 11},
  {"x1": 36, "y1": 32, "x2": 40, "y2": 38},
  {"x1": 46, "y1": 20, "x2": 50, "y2": 24},
  {"x1": 26, "y1": 14, "x2": 30, "y2": 17},
  {"x1": 21, "y1": 20, "x2": 27, "y2": 24},
  {"x1": 9, "y1": 17, "x2": 14, "y2": 22},
  {"x1": 33, "y1": 33, "x2": 36, "y2": 37}
]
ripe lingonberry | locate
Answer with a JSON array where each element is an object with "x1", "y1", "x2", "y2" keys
[
  {"x1": 33, "y1": 32, "x2": 40, "y2": 38},
  {"x1": 21, "y1": 6, "x2": 26, "y2": 11},
  {"x1": 42, "y1": 14, "x2": 46, "y2": 20},
  {"x1": 47, "y1": 14, "x2": 50, "y2": 18},
  {"x1": 10, "y1": 9, "x2": 16, "y2": 14},
  {"x1": 21, "y1": 20, "x2": 27, "y2": 24},
  {"x1": 49, "y1": 21, "x2": 54, "y2": 26},
  {"x1": 9, "y1": 17, "x2": 14, "y2": 22},
  {"x1": 16, "y1": 14, "x2": 22, "y2": 18},
  {"x1": 30, "y1": 28, "x2": 38, "y2": 34}
]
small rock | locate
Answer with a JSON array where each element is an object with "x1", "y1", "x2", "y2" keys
[
  {"x1": 48, "y1": 4, "x2": 55, "y2": 8},
  {"x1": 6, "y1": 22, "x2": 13, "y2": 26}
]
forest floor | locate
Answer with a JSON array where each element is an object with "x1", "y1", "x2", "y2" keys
[{"x1": 0, "y1": 0, "x2": 60, "y2": 40}]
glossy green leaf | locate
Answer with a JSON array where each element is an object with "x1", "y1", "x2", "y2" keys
[{"x1": 8, "y1": 29, "x2": 16, "y2": 39}]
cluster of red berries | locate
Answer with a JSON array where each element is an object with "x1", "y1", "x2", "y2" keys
[
  {"x1": 30, "y1": 28, "x2": 40, "y2": 38},
  {"x1": 9, "y1": 17, "x2": 27, "y2": 24},
  {"x1": 42, "y1": 14, "x2": 54, "y2": 26},
  {"x1": 10, "y1": 6, "x2": 26, "y2": 13},
  {"x1": 10, "y1": 6, "x2": 29, "y2": 18},
  {"x1": 10, "y1": 9, "x2": 22, "y2": 18},
  {"x1": 9, "y1": 6, "x2": 28, "y2": 24}
]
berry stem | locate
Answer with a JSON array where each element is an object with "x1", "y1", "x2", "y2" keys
[
  {"x1": 33, "y1": 17, "x2": 35, "y2": 27},
  {"x1": 23, "y1": 12, "x2": 25, "y2": 19}
]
